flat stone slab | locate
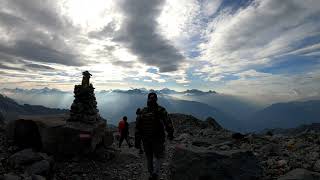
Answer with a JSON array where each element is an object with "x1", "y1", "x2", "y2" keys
[{"x1": 18, "y1": 114, "x2": 67, "y2": 127}]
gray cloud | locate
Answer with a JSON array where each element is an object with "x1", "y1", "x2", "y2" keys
[
  {"x1": 113, "y1": 0, "x2": 185, "y2": 72},
  {"x1": 0, "y1": 63, "x2": 25, "y2": 71},
  {"x1": 89, "y1": 21, "x2": 117, "y2": 39},
  {"x1": 0, "y1": 11, "x2": 26, "y2": 28},
  {"x1": 0, "y1": 52, "x2": 22, "y2": 64},
  {"x1": 0, "y1": 41, "x2": 82, "y2": 66},
  {"x1": 198, "y1": 0, "x2": 320, "y2": 80},
  {"x1": 112, "y1": 60, "x2": 134, "y2": 68},
  {"x1": 0, "y1": 0, "x2": 84, "y2": 66},
  {"x1": 24, "y1": 63, "x2": 55, "y2": 70},
  {"x1": 1, "y1": 0, "x2": 70, "y2": 32}
]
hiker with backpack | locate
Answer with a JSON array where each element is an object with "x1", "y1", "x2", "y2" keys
[
  {"x1": 118, "y1": 116, "x2": 132, "y2": 148},
  {"x1": 135, "y1": 92, "x2": 174, "y2": 180}
]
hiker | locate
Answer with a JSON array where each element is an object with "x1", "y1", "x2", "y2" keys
[
  {"x1": 135, "y1": 108, "x2": 144, "y2": 154},
  {"x1": 118, "y1": 116, "x2": 132, "y2": 148},
  {"x1": 135, "y1": 92, "x2": 174, "y2": 180}
]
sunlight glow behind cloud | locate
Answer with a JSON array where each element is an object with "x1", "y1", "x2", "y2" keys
[{"x1": 0, "y1": 0, "x2": 319, "y2": 102}]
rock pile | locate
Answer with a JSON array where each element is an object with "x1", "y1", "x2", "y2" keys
[
  {"x1": 69, "y1": 71, "x2": 101, "y2": 124},
  {"x1": 5, "y1": 72, "x2": 113, "y2": 156},
  {"x1": 205, "y1": 117, "x2": 223, "y2": 130},
  {"x1": 169, "y1": 113, "x2": 222, "y2": 135},
  {"x1": 1, "y1": 148, "x2": 54, "y2": 180},
  {"x1": 64, "y1": 71, "x2": 111, "y2": 155}
]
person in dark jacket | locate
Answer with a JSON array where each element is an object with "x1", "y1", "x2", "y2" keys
[
  {"x1": 118, "y1": 116, "x2": 132, "y2": 148},
  {"x1": 135, "y1": 93, "x2": 174, "y2": 180}
]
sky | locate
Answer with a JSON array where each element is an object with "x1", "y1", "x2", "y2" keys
[{"x1": 0, "y1": 0, "x2": 320, "y2": 102}]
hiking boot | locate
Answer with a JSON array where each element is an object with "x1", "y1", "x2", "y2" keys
[
  {"x1": 152, "y1": 173, "x2": 159, "y2": 180},
  {"x1": 139, "y1": 149, "x2": 144, "y2": 154},
  {"x1": 148, "y1": 175, "x2": 153, "y2": 180}
]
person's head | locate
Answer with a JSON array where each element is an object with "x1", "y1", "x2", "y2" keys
[
  {"x1": 147, "y1": 92, "x2": 158, "y2": 107},
  {"x1": 136, "y1": 108, "x2": 141, "y2": 115},
  {"x1": 123, "y1": 116, "x2": 127, "y2": 121}
]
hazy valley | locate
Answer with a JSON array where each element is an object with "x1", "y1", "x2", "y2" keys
[{"x1": 1, "y1": 87, "x2": 319, "y2": 132}]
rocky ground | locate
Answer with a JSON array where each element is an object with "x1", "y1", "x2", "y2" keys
[{"x1": 1, "y1": 113, "x2": 320, "y2": 180}]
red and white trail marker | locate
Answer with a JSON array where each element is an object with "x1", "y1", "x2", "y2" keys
[{"x1": 79, "y1": 133, "x2": 91, "y2": 139}]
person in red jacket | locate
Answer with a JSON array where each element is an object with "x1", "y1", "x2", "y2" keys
[{"x1": 118, "y1": 116, "x2": 132, "y2": 148}]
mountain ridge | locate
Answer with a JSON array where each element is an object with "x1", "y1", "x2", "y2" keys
[
  {"x1": 1, "y1": 88, "x2": 320, "y2": 132},
  {"x1": 0, "y1": 94, "x2": 67, "y2": 121},
  {"x1": 248, "y1": 100, "x2": 320, "y2": 131},
  {"x1": 1, "y1": 87, "x2": 218, "y2": 96}
]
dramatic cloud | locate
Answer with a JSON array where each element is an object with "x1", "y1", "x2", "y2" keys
[
  {"x1": 221, "y1": 68, "x2": 320, "y2": 104},
  {"x1": 0, "y1": 62, "x2": 25, "y2": 71},
  {"x1": 24, "y1": 63, "x2": 55, "y2": 70},
  {"x1": 0, "y1": 41, "x2": 82, "y2": 66},
  {"x1": 0, "y1": 0, "x2": 319, "y2": 103},
  {"x1": 198, "y1": 0, "x2": 320, "y2": 74},
  {"x1": 114, "y1": 0, "x2": 185, "y2": 72},
  {"x1": 0, "y1": 0, "x2": 84, "y2": 66}
]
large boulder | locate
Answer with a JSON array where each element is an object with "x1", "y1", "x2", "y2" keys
[
  {"x1": 8, "y1": 149, "x2": 43, "y2": 167},
  {"x1": 26, "y1": 160, "x2": 51, "y2": 176},
  {"x1": 169, "y1": 114, "x2": 224, "y2": 135},
  {"x1": 169, "y1": 146, "x2": 262, "y2": 180},
  {"x1": 103, "y1": 130, "x2": 114, "y2": 147},
  {"x1": 6, "y1": 115, "x2": 109, "y2": 155},
  {"x1": 6, "y1": 115, "x2": 67, "y2": 151},
  {"x1": 0, "y1": 111, "x2": 4, "y2": 124},
  {"x1": 277, "y1": 168, "x2": 320, "y2": 180},
  {"x1": 205, "y1": 117, "x2": 223, "y2": 130},
  {"x1": 1, "y1": 173, "x2": 21, "y2": 180},
  {"x1": 314, "y1": 160, "x2": 320, "y2": 172}
]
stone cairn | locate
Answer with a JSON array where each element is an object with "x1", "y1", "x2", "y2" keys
[{"x1": 68, "y1": 71, "x2": 101, "y2": 124}]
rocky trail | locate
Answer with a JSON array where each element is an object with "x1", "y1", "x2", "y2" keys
[
  {"x1": 1, "y1": 114, "x2": 320, "y2": 180},
  {"x1": 0, "y1": 126, "x2": 175, "y2": 180}
]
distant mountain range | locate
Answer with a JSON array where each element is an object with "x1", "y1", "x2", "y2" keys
[
  {"x1": 0, "y1": 94, "x2": 67, "y2": 121},
  {"x1": 1, "y1": 87, "x2": 320, "y2": 132},
  {"x1": 95, "y1": 92, "x2": 240, "y2": 131},
  {"x1": 1, "y1": 87, "x2": 217, "y2": 95},
  {"x1": 247, "y1": 100, "x2": 320, "y2": 131},
  {"x1": 0, "y1": 87, "x2": 255, "y2": 120},
  {"x1": 0, "y1": 88, "x2": 239, "y2": 131},
  {"x1": 0, "y1": 87, "x2": 69, "y2": 95},
  {"x1": 96, "y1": 88, "x2": 217, "y2": 96}
]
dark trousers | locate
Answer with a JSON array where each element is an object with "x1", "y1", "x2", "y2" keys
[
  {"x1": 119, "y1": 133, "x2": 131, "y2": 148},
  {"x1": 143, "y1": 141, "x2": 165, "y2": 175}
]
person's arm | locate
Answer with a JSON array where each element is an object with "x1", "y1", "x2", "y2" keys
[
  {"x1": 162, "y1": 109, "x2": 174, "y2": 140},
  {"x1": 135, "y1": 114, "x2": 142, "y2": 148}
]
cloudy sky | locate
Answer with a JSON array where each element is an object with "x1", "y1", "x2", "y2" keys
[{"x1": 0, "y1": 0, "x2": 319, "y2": 102}]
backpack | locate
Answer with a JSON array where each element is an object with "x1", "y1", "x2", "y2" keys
[
  {"x1": 138, "y1": 106, "x2": 166, "y2": 142},
  {"x1": 118, "y1": 120, "x2": 125, "y2": 133}
]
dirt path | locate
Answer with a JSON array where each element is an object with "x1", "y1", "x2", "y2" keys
[{"x1": 116, "y1": 140, "x2": 175, "y2": 180}]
